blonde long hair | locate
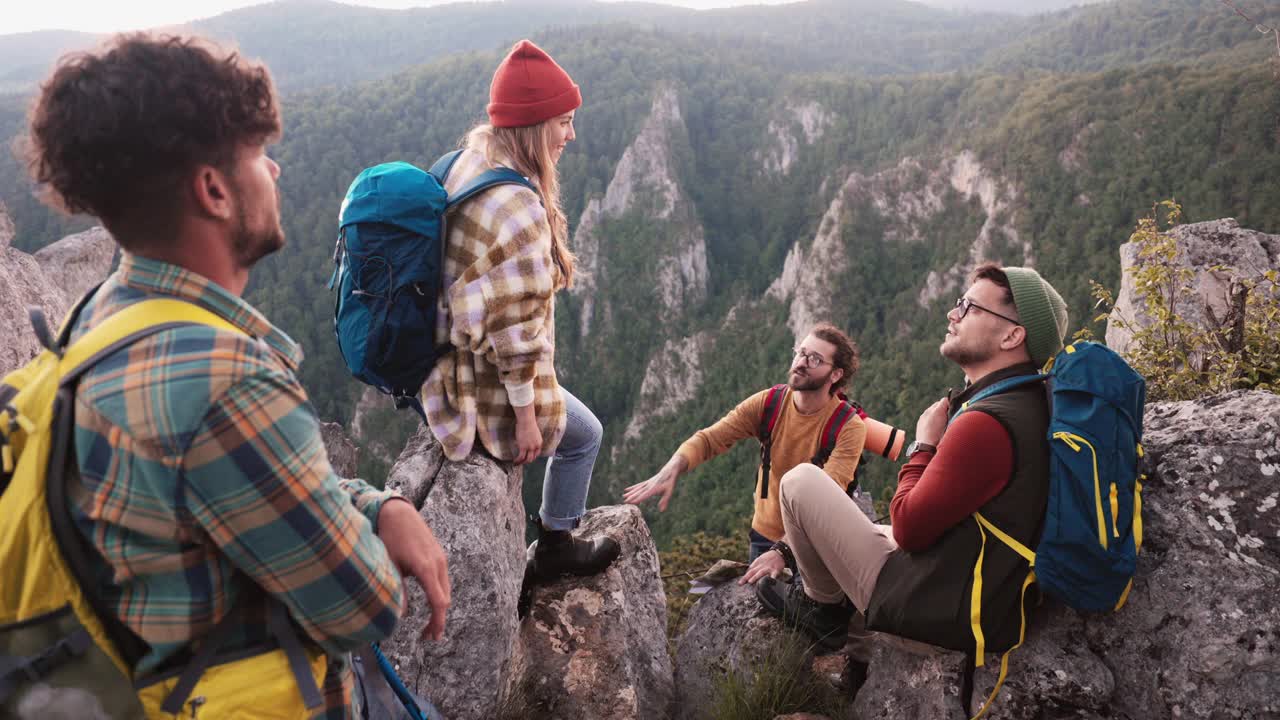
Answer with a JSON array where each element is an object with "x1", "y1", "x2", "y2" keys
[{"x1": 464, "y1": 122, "x2": 575, "y2": 288}]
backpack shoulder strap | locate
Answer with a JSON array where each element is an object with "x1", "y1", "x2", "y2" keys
[
  {"x1": 46, "y1": 298, "x2": 246, "y2": 669},
  {"x1": 811, "y1": 399, "x2": 857, "y2": 469},
  {"x1": 755, "y1": 385, "x2": 789, "y2": 500},
  {"x1": 949, "y1": 374, "x2": 1046, "y2": 427},
  {"x1": 428, "y1": 150, "x2": 464, "y2": 184},
  {"x1": 757, "y1": 384, "x2": 789, "y2": 445},
  {"x1": 57, "y1": 299, "x2": 244, "y2": 383},
  {"x1": 445, "y1": 167, "x2": 537, "y2": 210}
]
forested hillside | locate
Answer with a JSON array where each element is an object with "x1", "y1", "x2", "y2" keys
[{"x1": 1, "y1": 0, "x2": 1277, "y2": 549}]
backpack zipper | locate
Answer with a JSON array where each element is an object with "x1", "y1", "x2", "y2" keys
[{"x1": 1053, "y1": 431, "x2": 1110, "y2": 548}]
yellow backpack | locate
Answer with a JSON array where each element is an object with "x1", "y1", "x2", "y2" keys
[{"x1": 0, "y1": 296, "x2": 327, "y2": 719}]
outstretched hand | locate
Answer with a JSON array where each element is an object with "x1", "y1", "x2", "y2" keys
[
  {"x1": 377, "y1": 498, "x2": 451, "y2": 641},
  {"x1": 623, "y1": 467, "x2": 678, "y2": 511}
]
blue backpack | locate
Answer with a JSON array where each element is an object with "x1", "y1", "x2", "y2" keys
[
  {"x1": 330, "y1": 151, "x2": 535, "y2": 421},
  {"x1": 955, "y1": 341, "x2": 1146, "y2": 718}
]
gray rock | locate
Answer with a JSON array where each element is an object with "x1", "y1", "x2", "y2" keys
[
  {"x1": 0, "y1": 215, "x2": 117, "y2": 377},
  {"x1": 513, "y1": 505, "x2": 673, "y2": 720},
  {"x1": 32, "y1": 226, "x2": 116, "y2": 304},
  {"x1": 0, "y1": 203, "x2": 13, "y2": 249},
  {"x1": 319, "y1": 421, "x2": 360, "y2": 478},
  {"x1": 381, "y1": 426, "x2": 526, "y2": 720},
  {"x1": 852, "y1": 635, "x2": 967, "y2": 720},
  {"x1": 1107, "y1": 218, "x2": 1280, "y2": 356},
  {"x1": 673, "y1": 580, "x2": 793, "y2": 720}
]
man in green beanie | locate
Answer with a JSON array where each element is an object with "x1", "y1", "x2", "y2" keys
[{"x1": 756, "y1": 263, "x2": 1068, "y2": 657}]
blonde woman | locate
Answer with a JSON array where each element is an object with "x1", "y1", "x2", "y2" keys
[{"x1": 423, "y1": 39, "x2": 618, "y2": 578}]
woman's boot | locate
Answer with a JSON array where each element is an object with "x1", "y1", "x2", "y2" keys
[{"x1": 527, "y1": 525, "x2": 620, "y2": 580}]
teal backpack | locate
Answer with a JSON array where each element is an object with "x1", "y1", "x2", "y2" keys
[
  {"x1": 331, "y1": 150, "x2": 534, "y2": 422},
  {"x1": 953, "y1": 340, "x2": 1146, "y2": 718}
]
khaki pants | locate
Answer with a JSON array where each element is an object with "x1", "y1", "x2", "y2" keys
[{"x1": 779, "y1": 463, "x2": 898, "y2": 611}]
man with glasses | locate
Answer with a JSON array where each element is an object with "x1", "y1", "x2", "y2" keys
[
  {"x1": 624, "y1": 323, "x2": 867, "y2": 582},
  {"x1": 753, "y1": 264, "x2": 1068, "y2": 656}
]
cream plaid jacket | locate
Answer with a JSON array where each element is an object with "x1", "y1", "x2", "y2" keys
[{"x1": 422, "y1": 148, "x2": 567, "y2": 462}]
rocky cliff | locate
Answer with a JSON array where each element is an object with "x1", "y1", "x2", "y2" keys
[
  {"x1": 0, "y1": 202, "x2": 116, "y2": 376},
  {"x1": 568, "y1": 85, "x2": 708, "y2": 339},
  {"x1": 1106, "y1": 218, "x2": 1280, "y2": 357}
]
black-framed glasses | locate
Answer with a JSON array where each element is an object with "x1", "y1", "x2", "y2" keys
[
  {"x1": 953, "y1": 297, "x2": 1021, "y2": 325},
  {"x1": 793, "y1": 347, "x2": 829, "y2": 368}
]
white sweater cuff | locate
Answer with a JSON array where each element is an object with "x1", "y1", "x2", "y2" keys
[{"x1": 505, "y1": 379, "x2": 535, "y2": 407}]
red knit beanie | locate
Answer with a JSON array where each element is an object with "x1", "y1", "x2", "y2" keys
[{"x1": 487, "y1": 39, "x2": 581, "y2": 128}]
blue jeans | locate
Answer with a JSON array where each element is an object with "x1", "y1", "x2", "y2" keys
[
  {"x1": 539, "y1": 388, "x2": 602, "y2": 531},
  {"x1": 748, "y1": 528, "x2": 774, "y2": 562}
]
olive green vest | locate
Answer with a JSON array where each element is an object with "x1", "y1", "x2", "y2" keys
[{"x1": 866, "y1": 363, "x2": 1049, "y2": 652}]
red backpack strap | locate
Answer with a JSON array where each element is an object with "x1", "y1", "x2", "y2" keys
[
  {"x1": 756, "y1": 384, "x2": 789, "y2": 499},
  {"x1": 811, "y1": 399, "x2": 857, "y2": 471}
]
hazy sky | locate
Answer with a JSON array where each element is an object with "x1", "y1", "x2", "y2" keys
[{"x1": 4, "y1": 0, "x2": 799, "y2": 34}]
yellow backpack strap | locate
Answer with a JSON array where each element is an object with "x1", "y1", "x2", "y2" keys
[
  {"x1": 58, "y1": 299, "x2": 244, "y2": 381},
  {"x1": 967, "y1": 512, "x2": 1038, "y2": 720}
]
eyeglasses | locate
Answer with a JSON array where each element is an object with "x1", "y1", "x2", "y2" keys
[
  {"x1": 793, "y1": 347, "x2": 829, "y2": 369},
  {"x1": 953, "y1": 297, "x2": 1021, "y2": 326}
]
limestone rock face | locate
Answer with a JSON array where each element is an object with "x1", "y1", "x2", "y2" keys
[
  {"x1": 1107, "y1": 218, "x2": 1280, "y2": 356},
  {"x1": 0, "y1": 207, "x2": 117, "y2": 376},
  {"x1": 380, "y1": 427, "x2": 526, "y2": 720},
  {"x1": 569, "y1": 85, "x2": 707, "y2": 337},
  {"x1": 514, "y1": 505, "x2": 673, "y2": 720},
  {"x1": 674, "y1": 390, "x2": 1280, "y2": 720},
  {"x1": 319, "y1": 421, "x2": 360, "y2": 477},
  {"x1": 32, "y1": 226, "x2": 116, "y2": 305},
  {"x1": 380, "y1": 430, "x2": 675, "y2": 720},
  {"x1": 673, "y1": 581, "x2": 792, "y2": 720}
]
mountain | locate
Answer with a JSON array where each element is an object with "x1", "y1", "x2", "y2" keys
[{"x1": 0, "y1": 0, "x2": 1276, "y2": 547}]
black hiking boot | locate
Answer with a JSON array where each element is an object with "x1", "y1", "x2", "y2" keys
[
  {"x1": 525, "y1": 526, "x2": 621, "y2": 581},
  {"x1": 756, "y1": 575, "x2": 854, "y2": 654}
]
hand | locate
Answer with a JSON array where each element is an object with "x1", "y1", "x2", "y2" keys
[
  {"x1": 513, "y1": 404, "x2": 542, "y2": 466},
  {"x1": 914, "y1": 396, "x2": 950, "y2": 447},
  {"x1": 377, "y1": 498, "x2": 451, "y2": 641},
  {"x1": 623, "y1": 457, "x2": 685, "y2": 512},
  {"x1": 739, "y1": 549, "x2": 786, "y2": 585}
]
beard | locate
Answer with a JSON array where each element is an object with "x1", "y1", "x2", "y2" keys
[
  {"x1": 940, "y1": 335, "x2": 995, "y2": 367},
  {"x1": 788, "y1": 366, "x2": 831, "y2": 392},
  {"x1": 231, "y1": 200, "x2": 285, "y2": 268}
]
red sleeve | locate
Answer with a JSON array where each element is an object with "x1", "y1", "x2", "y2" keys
[{"x1": 889, "y1": 411, "x2": 1013, "y2": 552}]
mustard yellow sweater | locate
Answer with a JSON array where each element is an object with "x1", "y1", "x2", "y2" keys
[{"x1": 676, "y1": 388, "x2": 867, "y2": 540}]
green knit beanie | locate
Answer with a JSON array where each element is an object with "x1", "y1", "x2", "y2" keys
[{"x1": 1002, "y1": 266, "x2": 1069, "y2": 367}]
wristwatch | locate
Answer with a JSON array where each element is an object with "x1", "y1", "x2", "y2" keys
[{"x1": 904, "y1": 440, "x2": 937, "y2": 460}]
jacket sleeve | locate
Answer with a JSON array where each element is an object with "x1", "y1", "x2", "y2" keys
[
  {"x1": 821, "y1": 415, "x2": 866, "y2": 491},
  {"x1": 889, "y1": 410, "x2": 1013, "y2": 552},
  {"x1": 676, "y1": 390, "x2": 767, "y2": 471},
  {"x1": 182, "y1": 365, "x2": 403, "y2": 655},
  {"x1": 446, "y1": 187, "x2": 557, "y2": 390}
]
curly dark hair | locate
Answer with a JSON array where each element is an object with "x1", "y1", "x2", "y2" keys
[
  {"x1": 25, "y1": 33, "x2": 280, "y2": 245},
  {"x1": 809, "y1": 322, "x2": 861, "y2": 395}
]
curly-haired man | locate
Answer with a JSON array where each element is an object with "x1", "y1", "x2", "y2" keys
[
  {"x1": 25, "y1": 33, "x2": 449, "y2": 718},
  {"x1": 625, "y1": 323, "x2": 867, "y2": 579}
]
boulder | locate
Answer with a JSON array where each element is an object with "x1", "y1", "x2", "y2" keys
[
  {"x1": 675, "y1": 390, "x2": 1280, "y2": 720},
  {"x1": 673, "y1": 581, "x2": 793, "y2": 720},
  {"x1": 32, "y1": 226, "x2": 116, "y2": 305},
  {"x1": 1107, "y1": 218, "x2": 1280, "y2": 356},
  {"x1": 513, "y1": 505, "x2": 673, "y2": 719},
  {"x1": 380, "y1": 427, "x2": 526, "y2": 720},
  {"x1": 0, "y1": 211, "x2": 117, "y2": 377},
  {"x1": 379, "y1": 428, "x2": 674, "y2": 720},
  {"x1": 319, "y1": 421, "x2": 360, "y2": 477}
]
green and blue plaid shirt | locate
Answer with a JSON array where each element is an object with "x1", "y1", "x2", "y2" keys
[{"x1": 69, "y1": 254, "x2": 404, "y2": 718}]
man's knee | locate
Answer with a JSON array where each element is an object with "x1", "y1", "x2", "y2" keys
[{"x1": 780, "y1": 463, "x2": 828, "y2": 503}]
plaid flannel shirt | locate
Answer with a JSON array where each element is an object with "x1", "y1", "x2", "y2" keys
[
  {"x1": 69, "y1": 254, "x2": 404, "y2": 719},
  {"x1": 423, "y1": 147, "x2": 567, "y2": 462}
]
